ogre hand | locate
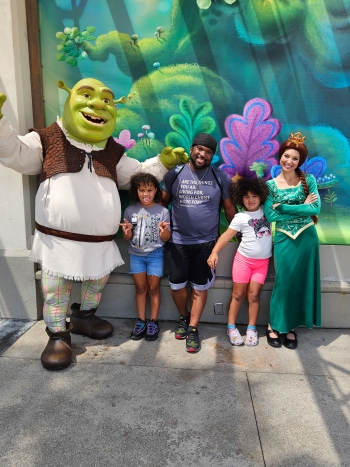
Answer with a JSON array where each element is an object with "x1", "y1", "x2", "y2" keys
[
  {"x1": 159, "y1": 146, "x2": 189, "y2": 170},
  {"x1": 0, "y1": 93, "x2": 7, "y2": 119}
]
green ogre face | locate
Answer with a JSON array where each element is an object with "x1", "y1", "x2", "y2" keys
[{"x1": 62, "y1": 78, "x2": 117, "y2": 145}]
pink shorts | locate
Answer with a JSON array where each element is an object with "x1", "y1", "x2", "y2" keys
[{"x1": 232, "y1": 251, "x2": 269, "y2": 285}]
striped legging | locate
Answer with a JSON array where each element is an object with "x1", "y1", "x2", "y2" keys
[{"x1": 41, "y1": 270, "x2": 110, "y2": 332}]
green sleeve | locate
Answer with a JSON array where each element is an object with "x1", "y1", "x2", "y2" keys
[
  {"x1": 275, "y1": 175, "x2": 321, "y2": 216},
  {"x1": 264, "y1": 184, "x2": 296, "y2": 222}
]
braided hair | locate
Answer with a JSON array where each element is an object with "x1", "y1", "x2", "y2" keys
[{"x1": 278, "y1": 140, "x2": 318, "y2": 224}]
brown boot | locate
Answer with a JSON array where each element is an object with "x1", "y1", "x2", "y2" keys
[
  {"x1": 70, "y1": 303, "x2": 114, "y2": 339},
  {"x1": 41, "y1": 323, "x2": 73, "y2": 371}
]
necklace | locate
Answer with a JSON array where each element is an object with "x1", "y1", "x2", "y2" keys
[{"x1": 188, "y1": 163, "x2": 209, "y2": 183}]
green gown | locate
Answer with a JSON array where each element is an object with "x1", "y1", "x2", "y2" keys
[{"x1": 265, "y1": 174, "x2": 321, "y2": 333}]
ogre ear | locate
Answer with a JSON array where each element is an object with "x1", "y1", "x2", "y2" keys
[
  {"x1": 58, "y1": 80, "x2": 71, "y2": 95},
  {"x1": 113, "y1": 96, "x2": 127, "y2": 105}
]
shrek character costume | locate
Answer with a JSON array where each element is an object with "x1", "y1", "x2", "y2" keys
[
  {"x1": 0, "y1": 79, "x2": 188, "y2": 370},
  {"x1": 264, "y1": 173, "x2": 321, "y2": 333}
]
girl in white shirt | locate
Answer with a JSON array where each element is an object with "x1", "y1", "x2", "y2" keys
[{"x1": 207, "y1": 178, "x2": 272, "y2": 346}]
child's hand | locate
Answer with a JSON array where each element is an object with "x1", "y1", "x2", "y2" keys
[
  {"x1": 159, "y1": 221, "x2": 170, "y2": 233},
  {"x1": 119, "y1": 219, "x2": 132, "y2": 235},
  {"x1": 207, "y1": 252, "x2": 218, "y2": 269}
]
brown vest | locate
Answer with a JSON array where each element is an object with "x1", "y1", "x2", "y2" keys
[{"x1": 30, "y1": 122, "x2": 125, "y2": 185}]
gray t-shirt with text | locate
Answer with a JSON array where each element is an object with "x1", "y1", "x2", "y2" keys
[{"x1": 162, "y1": 164, "x2": 231, "y2": 244}]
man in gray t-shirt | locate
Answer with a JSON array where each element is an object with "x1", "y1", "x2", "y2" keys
[{"x1": 161, "y1": 133, "x2": 237, "y2": 353}]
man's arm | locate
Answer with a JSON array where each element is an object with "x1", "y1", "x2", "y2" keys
[
  {"x1": 222, "y1": 197, "x2": 237, "y2": 223},
  {"x1": 160, "y1": 190, "x2": 172, "y2": 208}
]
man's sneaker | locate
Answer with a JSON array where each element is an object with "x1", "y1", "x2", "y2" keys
[
  {"x1": 186, "y1": 326, "x2": 201, "y2": 353},
  {"x1": 227, "y1": 327, "x2": 244, "y2": 346},
  {"x1": 130, "y1": 319, "x2": 147, "y2": 340},
  {"x1": 145, "y1": 320, "x2": 159, "y2": 341},
  {"x1": 246, "y1": 329, "x2": 259, "y2": 346},
  {"x1": 175, "y1": 315, "x2": 190, "y2": 340}
]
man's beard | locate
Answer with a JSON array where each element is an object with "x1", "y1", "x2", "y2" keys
[{"x1": 190, "y1": 154, "x2": 211, "y2": 170}]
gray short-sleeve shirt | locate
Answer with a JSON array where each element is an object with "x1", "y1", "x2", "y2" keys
[
  {"x1": 162, "y1": 164, "x2": 231, "y2": 244},
  {"x1": 123, "y1": 203, "x2": 170, "y2": 256}
]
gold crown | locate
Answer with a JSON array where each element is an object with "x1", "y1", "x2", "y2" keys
[{"x1": 288, "y1": 132, "x2": 306, "y2": 145}]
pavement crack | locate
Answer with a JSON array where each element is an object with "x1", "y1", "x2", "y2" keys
[{"x1": 246, "y1": 372, "x2": 267, "y2": 467}]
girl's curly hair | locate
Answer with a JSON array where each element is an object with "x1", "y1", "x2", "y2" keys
[
  {"x1": 230, "y1": 177, "x2": 269, "y2": 208},
  {"x1": 129, "y1": 173, "x2": 161, "y2": 203}
]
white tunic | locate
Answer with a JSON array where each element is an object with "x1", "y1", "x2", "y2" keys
[{"x1": 0, "y1": 117, "x2": 167, "y2": 280}]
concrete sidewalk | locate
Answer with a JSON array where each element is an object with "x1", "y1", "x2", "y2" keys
[{"x1": 1, "y1": 319, "x2": 350, "y2": 467}]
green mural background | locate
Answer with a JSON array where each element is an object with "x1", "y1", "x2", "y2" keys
[{"x1": 37, "y1": 0, "x2": 350, "y2": 244}]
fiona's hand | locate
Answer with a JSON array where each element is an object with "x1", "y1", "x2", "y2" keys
[
  {"x1": 0, "y1": 93, "x2": 6, "y2": 119},
  {"x1": 304, "y1": 193, "x2": 318, "y2": 204}
]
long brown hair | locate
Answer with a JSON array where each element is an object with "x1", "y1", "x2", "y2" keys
[{"x1": 278, "y1": 140, "x2": 318, "y2": 224}]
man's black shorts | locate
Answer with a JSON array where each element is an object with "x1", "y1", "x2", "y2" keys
[{"x1": 165, "y1": 241, "x2": 216, "y2": 291}]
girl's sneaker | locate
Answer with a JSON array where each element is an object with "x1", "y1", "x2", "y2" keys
[
  {"x1": 246, "y1": 329, "x2": 259, "y2": 346},
  {"x1": 130, "y1": 319, "x2": 147, "y2": 340},
  {"x1": 145, "y1": 320, "x2": 159, "y2": 341},
  {"x1": 227, "y1": 327, "x2": 244, "y2": 346}
]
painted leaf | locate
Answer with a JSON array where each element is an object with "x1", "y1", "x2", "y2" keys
[
  {"x1": 169, "y1": 114, "x2": 191, "y2": 142},
  {"x1": 56, "y1": 31, "x2": 66, "y2": 40},
  {"x1": 165, "y1": 132, "x2": 188, "y2": 149},
  {"x1": 114, "y1": 130, "x2": 136, "y2": 150},
  {"x1": 193, "y1": 102, "x2": 213, "y2": 122},
  {"x1": 219, "y1": 98, "x2": 281, "y2": 179},
  {"x1": 179, "y1": 98, "x2": 194, "y2": 125},
  {"x1": 56, "y1": 52, "x2": 66, "y2": 61},
  {"x1": 220, "y1": 161, "x2": 236, "y2": 179},
  {"x1": 193, "y1": 116, "x2": 216, "y2": 135},
  {"x1": 301, "y1": 156, "x2": 327, "y2": 178},
  {"x1": 65, "y1": 56, "x2": 77, "y2": 66}
]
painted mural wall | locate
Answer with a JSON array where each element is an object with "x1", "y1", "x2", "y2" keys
[{"x1": 37, "y1": 0, "x2": 350, "y2": 244}]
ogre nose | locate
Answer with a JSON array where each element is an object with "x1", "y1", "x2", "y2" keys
[{"x1": 88, "y1": 98, "x2": 107, "y2": 110}]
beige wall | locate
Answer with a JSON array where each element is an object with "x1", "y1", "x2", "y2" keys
[
  {"x1": 0, "y1": 0, "x2": 35, "y2": 250},
  {"x1": 0, "y1": 0, "x2": 38, "y2": 319}
]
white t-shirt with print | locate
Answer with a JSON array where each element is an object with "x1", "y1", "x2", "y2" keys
[{"x1": 229, "y1": 206, "x2": 272, "y2": 259}]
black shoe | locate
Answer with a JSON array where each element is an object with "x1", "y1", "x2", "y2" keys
[
  {"x1": 284, "y1": 330, "x2": 298, "y2": 349},
  {"x1": 145, "y1": 320, "x2": 159, "y2": 341},
  {"x1": 175, "y1": 315, "x2": 190, "y2": 340},
  {"x1": 266, "y1": 328, "x2": 282, "y2": 348},
  {"x1": 70, "y1": 303, "x2": 113, "y2": 339},
  {"x1": 186, "y1": 326, "x2": 201, "y2": 353},
  {"x1": 130, "y1": 319, "x2": 147, "y2": 340}
]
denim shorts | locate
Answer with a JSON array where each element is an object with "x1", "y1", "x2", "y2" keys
[{"x1": 129, "y1": 247, "x2": 164, "y2": 277}]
